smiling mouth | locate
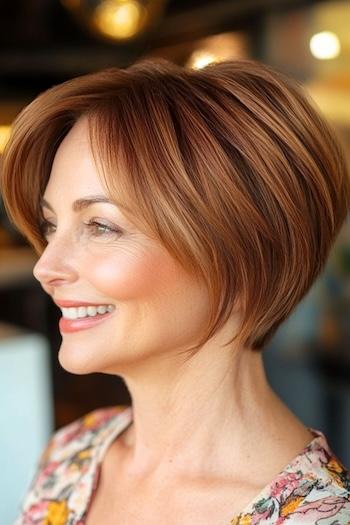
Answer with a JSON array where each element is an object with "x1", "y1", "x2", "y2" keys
[
  {"x1": 60, "y1": 304, "x2": 115, "y2": 319},
  {"x1": 59, "y1": 307, "x2": 116, "y2": 333}
]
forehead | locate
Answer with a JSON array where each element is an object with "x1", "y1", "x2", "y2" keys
[{"x1": 45, "y1": 117, "x2": 104, "y2": 197}]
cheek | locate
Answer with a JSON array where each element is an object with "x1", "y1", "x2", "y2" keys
[{"x1": 82, "y1": 244, "x2": 179, "y2": 302}]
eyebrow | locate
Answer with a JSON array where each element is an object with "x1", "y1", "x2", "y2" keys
[{"x1": 40, "y1": 195, "x2": 132, "y2": 214}]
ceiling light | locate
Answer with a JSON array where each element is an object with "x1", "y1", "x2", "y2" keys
[{"x1": 309, "y1": 31, "x2": 341, "y2": 60}]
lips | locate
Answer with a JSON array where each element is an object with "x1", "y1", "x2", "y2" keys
[{"x1": 53, "y1": 298, "x2": 116, "y2": 333}]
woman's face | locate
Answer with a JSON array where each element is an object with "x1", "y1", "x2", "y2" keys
[{"x1": 33, "y1": 117, "x2": 211, "y2": 375}]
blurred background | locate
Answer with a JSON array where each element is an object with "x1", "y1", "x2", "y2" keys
[{"x1": 0, "y1": 0, "x2": 349, "y2": 522}]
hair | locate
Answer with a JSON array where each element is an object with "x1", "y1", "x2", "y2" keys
[{"x1": 1, "y1": 57, "x2": 349, "y2": 355}]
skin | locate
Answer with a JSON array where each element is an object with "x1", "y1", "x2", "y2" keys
[{"x1": 33, "y1": 116, "x2": 314, "y2": 523}]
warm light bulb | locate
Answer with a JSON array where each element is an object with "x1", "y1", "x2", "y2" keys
[
  {"x1": 93, "y1": 0, "x2": 143, "y2": 39},
  {"x1": 309, "y1": 31, "x2": 340, "y2": 60}
]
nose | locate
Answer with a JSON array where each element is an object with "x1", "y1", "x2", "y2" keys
[{"x1": 33, "y1": 236, "x2": 78, "y2": 292}]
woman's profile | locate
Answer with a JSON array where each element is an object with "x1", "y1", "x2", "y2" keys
[{"x1": 1, "y1": 57, "x2": 350, "y2": 524}]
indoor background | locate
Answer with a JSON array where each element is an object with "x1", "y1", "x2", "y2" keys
[{"x1": 0, "y1": 1, "x2": 349, "y2": 523}]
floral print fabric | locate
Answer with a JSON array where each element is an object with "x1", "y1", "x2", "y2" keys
[{"x1": 14, "y1": 405, "x2": 350, "y2": 524}]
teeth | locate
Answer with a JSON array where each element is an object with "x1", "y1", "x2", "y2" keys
[
  {"x1": 97, "y1": 305, "x2": 107, "y2": 314},
  {"x1": 78, "y1": 306, "x2": 86, "y2": 318},
  {"x1": 87, "y1": 306, "x2": 97, "y2": 316},
  {"x1": 61, "y1": 305, "x2": 115, "y2": 320}
]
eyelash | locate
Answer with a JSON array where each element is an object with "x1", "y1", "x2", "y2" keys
[{"x1": 39, "y1": 219, "x2": 122, "y2": 238}]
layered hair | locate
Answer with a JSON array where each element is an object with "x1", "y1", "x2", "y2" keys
[{"x1": 1, "y1": 57, "x2": 349, "y2": 353}]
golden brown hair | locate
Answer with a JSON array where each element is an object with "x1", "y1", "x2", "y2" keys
[{"x1": 1, "y1": 57, "x2": 349, "y2": 353}]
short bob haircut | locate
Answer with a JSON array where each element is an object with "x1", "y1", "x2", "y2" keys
[{"x1": 1, "y1": 57, "x2": 349, "y2": 354}]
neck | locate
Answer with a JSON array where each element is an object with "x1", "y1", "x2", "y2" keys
[{"x1": 115, "y1": 340, "x2": 308, "y2": 485}]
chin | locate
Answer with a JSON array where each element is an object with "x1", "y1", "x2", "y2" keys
[
  {"x1": 56, "y1": 339, "x2": 132, "y2": 376},
  {"x1": 57, "y1": 341, "x2": 104, "y2": 375}
]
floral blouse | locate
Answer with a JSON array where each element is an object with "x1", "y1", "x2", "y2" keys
[{"x1": 14, "y1": 405, "x2": 350, "y2": 524}]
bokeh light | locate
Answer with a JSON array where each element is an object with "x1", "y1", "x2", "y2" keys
[{"x1": 309, "y1": 31, "x2": 341, "y2": 60}]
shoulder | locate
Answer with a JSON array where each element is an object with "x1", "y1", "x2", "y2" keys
[
  {"x1": 38, "y1": 404, "x2": 129, "y2": 467},
  {"x1": 281, "y1": 430, "x2": 350, "y2": 525},
  {"x1": 288, "y1": 450, "x2": 350, "y2": 524},
  {"x1": 276, "y1": 436, "x2": 350, "y2": 524},
  {"x1": 233, "y1": 431, "x2": 350, "y2": 525},
  {"x1": 14, "y1": 405, "x2": 130, "y2": 524}
]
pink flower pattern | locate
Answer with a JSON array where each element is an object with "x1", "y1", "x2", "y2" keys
[{"x1": 13, "y1": 405, "x2": 350, "y2": 524}]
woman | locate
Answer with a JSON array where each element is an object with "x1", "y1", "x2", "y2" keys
[{"x1": 1, "y1": 57, "x2": 350, "y2": 525}]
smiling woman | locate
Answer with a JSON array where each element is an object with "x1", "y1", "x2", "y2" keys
[{"x1": 1, "y1": 58, "x2": 350, "y2": 525}]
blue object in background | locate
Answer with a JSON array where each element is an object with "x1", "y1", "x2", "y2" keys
[{"x1": 0, "y1": 324, "x2": 54, "y2": 525}]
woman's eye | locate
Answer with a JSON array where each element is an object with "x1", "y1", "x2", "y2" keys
[
  {"x1": 38, "y1": 218, "x2": 121, "y2": 239},
  {"x1": 39, "y1": 219, "x2": 56, "y2": 237},
  {"x1": 84, "y1": 220, "x2": 121, "y2": 237}
]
